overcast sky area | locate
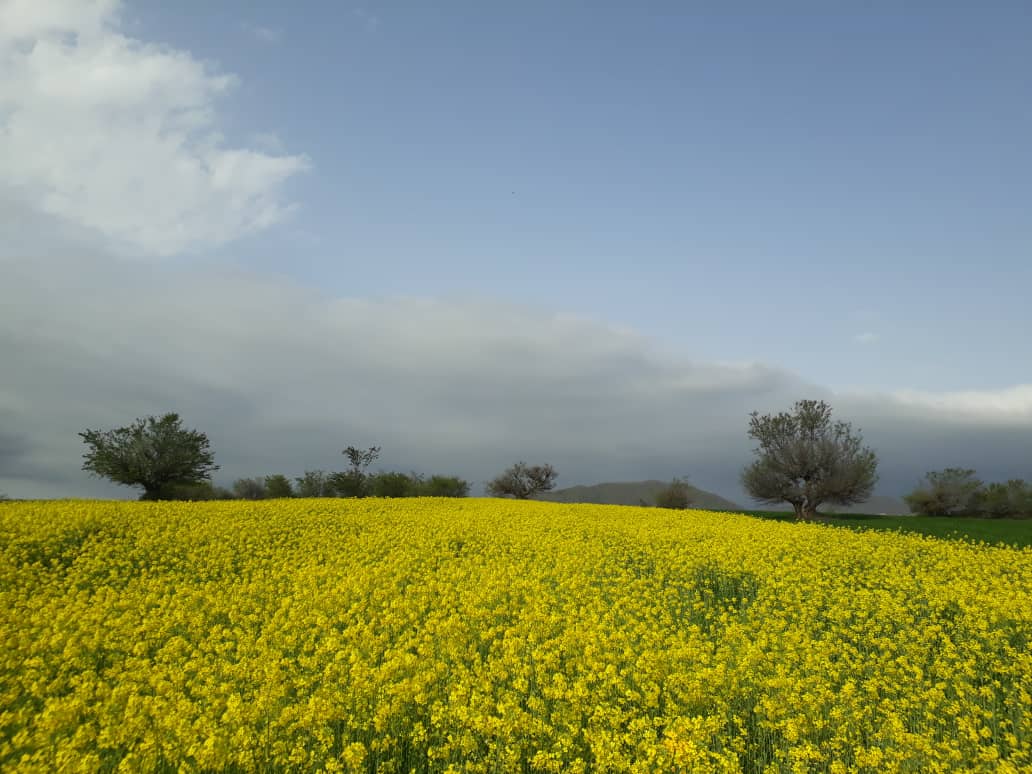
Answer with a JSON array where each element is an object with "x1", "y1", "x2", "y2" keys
[{"x1": 2, "y1": 0, "x2": 1030, "y2": 503}]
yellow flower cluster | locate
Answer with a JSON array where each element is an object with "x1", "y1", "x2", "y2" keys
[{"x1": 1, "y1": 499, "x2": 1030, "y2": 773}]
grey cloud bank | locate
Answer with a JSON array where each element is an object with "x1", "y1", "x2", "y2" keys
[{"x1": 4, "y1": 242, "x2": 1031, "y2": 503}]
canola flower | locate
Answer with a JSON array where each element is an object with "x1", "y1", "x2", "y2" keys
[{"x1": 1, "y1": 498, "x2": 1030, "y2": 773}]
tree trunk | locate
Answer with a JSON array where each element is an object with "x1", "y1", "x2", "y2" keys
[
  {"x1": 801, "y1": 497, "x2": 822, "y2": 520},
  {"x1": 790, "y1": 501, "x2": 804, "y2": 519}
]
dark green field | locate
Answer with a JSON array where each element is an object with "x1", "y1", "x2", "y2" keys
[{"x1": 740, "y1": 510, "x2": 1032, "y2": 548}]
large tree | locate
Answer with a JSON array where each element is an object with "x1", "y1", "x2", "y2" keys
[
  {"x1": 741, "y1": 399, "x2": 877, "y2": 519},
  {"x1": 79, "y1": 413, "x2": 219, "y2": 500},
  {"x1": 487, "y1": 461, "x2": 557, "y2": 499}
]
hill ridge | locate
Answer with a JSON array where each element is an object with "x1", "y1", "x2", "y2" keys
[{"x1": 537, "y1": 480, "x2": 741, "y2": 510}]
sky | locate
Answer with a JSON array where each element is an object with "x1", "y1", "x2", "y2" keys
[{"x1": 1, "y1": 0, "x2": 1030, "y2": 503}]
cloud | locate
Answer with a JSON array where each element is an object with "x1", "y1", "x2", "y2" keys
[
  {"x1": 0, "y1": 0, "x2": 309, "y2": 256},
  {"x1": 854, "y1": 332, "x2": 879, "y2": 344},
  {"x1": 885, "y1": 385, "x2": 1032, "y2": 423},
  {"x1": 0, "y1": 229, "x2": 811, "y2": 499},
  {"x1": 2, "y1": 230, "x2": 1031, "y2": 502}
]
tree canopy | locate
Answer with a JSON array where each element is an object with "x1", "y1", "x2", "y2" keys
[
  {"x1": 79, "y1": 413, "x2": 219, "y2": 500},
  {"x1": 487, "y1": 461, "x2": 558, "y2": 500},
  {"x1": 741, "y1": 399, "x2": 877, "y2": 519}
]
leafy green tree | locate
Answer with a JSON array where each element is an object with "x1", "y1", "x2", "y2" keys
[
  {"x1": 741, "y1": 400, "x2": 878, "y2": 519},
  {"x1": 419, "y1": 475, "x2": 471, "y2": 498},
  {"x1": 904, "y1": 468, "x2": 983, "y2": 517},
  {"x1": 295, "y1": 470, "x2": 333, "y2": 498},
  {"x1": 232, "y1": 477, "x2": 268, "y2": 500},
  {"x1": 655, "y1": 477, "x2": 692, "y2": 510},
  {"x1": 487, "y1": 462, "x2": 557, "y2": 499},
  {"x1": 79, "y1": 413, "x2": 219, "y2": 500},
  {"x1": 264, "y1": 474, "x2": 295, "y2": 499}
]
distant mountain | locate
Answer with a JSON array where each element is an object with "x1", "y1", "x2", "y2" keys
[
  {"x1": 538, "y1": 480, "x2": 741, "y2": 511},
  {"x1": 822, "y1": 496, "x2": 911, "y2": 516}
]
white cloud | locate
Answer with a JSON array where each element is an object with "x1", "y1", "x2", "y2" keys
[
  {"x1": 887, "y1": 385, "x2": 1032, "y2": 422},
  {"x1": 854, "y1": 332, "x2": 879, "y2": 344},
  {"x1": 0, "y1": 0, "x2": 118, "y2": 41},
  {"x1": 0, "y1": 0, "x2": 309, "y2": 256}
]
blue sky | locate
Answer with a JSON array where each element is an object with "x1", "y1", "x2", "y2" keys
[
  {"x1": 130, "y1": 1, "x2": 1032, "y2": 391},
  {"x1": 2, "y1": 1, "x2": 1031, "y2": 500}
]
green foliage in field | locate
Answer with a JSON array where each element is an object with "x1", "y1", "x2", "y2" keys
[{"x1": 740, "y1": 510, "x2": 1032, "y2": 548}]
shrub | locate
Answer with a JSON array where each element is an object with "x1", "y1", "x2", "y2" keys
[
  {"x1": 163, "y1": 481, "x2": 235, "y2": 501},
  {"x1": 232, "y1": 477, "x2": 268, "y2": 500},
  {"x1": 655, "y1": 478, "x2": 692, "y2": 510},
  {"x1": 264, "y1": 474, "x2": 295, "y2": 499},
  {"x1": 974, "y1": 480, "x2": 1032, "y2": 519},
  {"x1": 904, "y1": 468, "x2": 983, "y2": 517},
  {"x1": 368, "y1": 471, "x2": 418, "y2": 498},
  {"x1": 295, "y1": 470, "x2": 334, "y2": 498},
  {"x1": 419, "y1": 475, "x2": 471, "y2": 498},
  {"x1": 328, "y1": 470, "x2": 367, "y2": 498}
]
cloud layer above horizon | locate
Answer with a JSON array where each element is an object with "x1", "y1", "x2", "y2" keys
[{"x1": 2, "y1": 0, "x2": 1030, "y2": 502}]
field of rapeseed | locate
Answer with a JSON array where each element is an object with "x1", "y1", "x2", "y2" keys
[{"x1": 1, "y1": 499, "x2": 1030, "y2": 773}]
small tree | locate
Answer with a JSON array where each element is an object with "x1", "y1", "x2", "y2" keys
[
  {"x1": 903, "y1": 468, "x2": 983, "y2": 517},
  {"x1": 264, "y1": 474, "x2": 295, "y2": 499},
  {"x1": 232, "y1": 477, "x2": 268, "y2": 500},
  {"x1": 741, "y1": 399, "x2": 878, "y2": 519},
  {"x1": 79, "y1": 413, "x2": 219, "y2": 500},
  {"x1": 331, "y1": 445, "x2": 382, "y2": 497},
  {"x1": 295, "y1": 470, "x2": 333, "y2": 498},
  {"x1": 655, "y1": 477, "x2": 692, "y2": 510},
  {"x1": 487, "y1": 461, "x2": 557, "y2": 499}
]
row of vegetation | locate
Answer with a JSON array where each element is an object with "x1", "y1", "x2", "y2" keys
[
  {"x1": 27, "y1": 400, "x2": 1023, "y2": 519},
  {"x1": 76, "y1": 416, "x2": 572, "y2": 503},
  {"x1": 738, "y1": 400, "x2": 1031, "y2": 519},
  {"x1": 904, "y1": 468, "x2": 1032, "y2": 519}
]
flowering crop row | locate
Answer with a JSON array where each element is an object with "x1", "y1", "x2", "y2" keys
[{"x1": 1, "y1": 499, "x2": 1030, "y2": 772}]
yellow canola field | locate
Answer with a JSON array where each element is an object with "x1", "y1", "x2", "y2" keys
[{"x1": 1, "y1": 499, "x2": 1030, "y2": 774}]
